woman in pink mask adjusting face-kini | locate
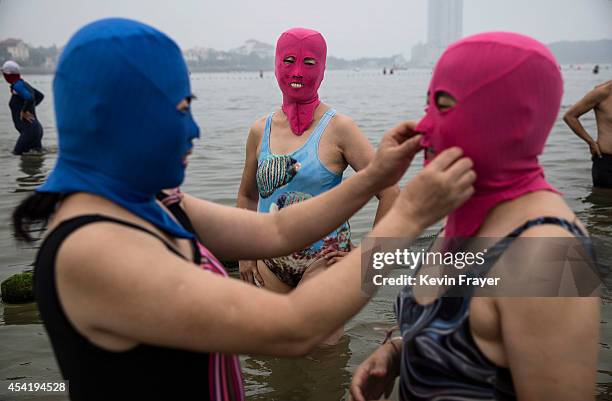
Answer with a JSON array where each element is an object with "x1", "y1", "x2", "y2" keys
[
  {"x1": 236, "y1": 28, "x2": 400, "y2": 344},
  {"x1": 350, "y1": 32, "x2": 600, "y2": 401}
]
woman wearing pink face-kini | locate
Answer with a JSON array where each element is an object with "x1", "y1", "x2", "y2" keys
[
  {"x1": 237, "y1": 27, "x2": 399, "y2": 342},
  {"x1": 350, "y1": 32, "x2": 599, "y2": 401}
]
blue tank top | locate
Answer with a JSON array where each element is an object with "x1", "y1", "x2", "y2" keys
[{"x1": 256, "y1": 108, "x2": 351, "y2": 287}]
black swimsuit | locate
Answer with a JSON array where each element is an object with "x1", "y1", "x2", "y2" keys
[
  {"x1": 34, "y1": 215, "x2": 210, "y2": 401},
  {"x1": 395, "y1": 217, "x2": 593, "y2": 401}
]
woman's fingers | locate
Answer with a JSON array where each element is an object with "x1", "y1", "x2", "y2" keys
[
  {"x1": 445, "y1": 157, "x2": 474, "y2": 182},
  {"x1": 454, "y1": 169, "x2": 477, "y2": 193},
  {"x1": 324, "y1": 251, "x2": 348, "y2": 259},
  {"x1": 243, "y1": 270, "x2": 254, "y2": 284},
  {"x1": 389, "y1": 120, "x2": 419, "y2": 143},
  {"x1": 396, "y1": 134, "x2": 423, "y2": 158},
  {"x1": 457, "y1": 186, "x2": 475, "y2": 205},
  {"x1": 349, "y1": 365, "x2": 370, "y2": 401},
  {"x1": 254, "y1": 269, "x2": 264, "y2": 287},
  {"x1": 428, "y1": 147, "x2": 464, "y2": 171},
  {"x1": 327, "y1": 257, "x2": 343, "y2": 266}
]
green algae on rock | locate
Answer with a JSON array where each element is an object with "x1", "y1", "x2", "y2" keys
[{"x1": 1, "y1": 272, "x2": 34, "y2": 304}]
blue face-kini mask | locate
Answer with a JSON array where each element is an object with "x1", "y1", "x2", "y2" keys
[{"x1": 37, "y1": 18, "x2": 200, "y2": 238}]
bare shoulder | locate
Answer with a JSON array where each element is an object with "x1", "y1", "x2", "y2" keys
[
  {"x1": 329, "y1": 112, "x2": 359, "y2": 133},
  {"x1": 249, "y1": 115, "x2": 268, "y2": 141},
  {"x1": 592, "y1": 81, "x2": 612, "y2": 98},
  {"x1": 56, "y1": 221, "x2": 172, "y2": 279},
  {"x1": 327, "y1": 111, "x2": 366, "y2": 145},
  {"x1": 594, "y1": 80, "x2": 612, "y2": 91},
  {"x1": 245, "y1": 115, "x2": 270, "y2": 155}
]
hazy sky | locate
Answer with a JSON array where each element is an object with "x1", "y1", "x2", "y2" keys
[{"x1": 1, "y1": 0, "x2": 611, "y2": 58}]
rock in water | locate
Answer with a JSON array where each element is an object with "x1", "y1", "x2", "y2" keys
[{"x1": 1, "y1": 272, "x2": 34, "y2": 303}]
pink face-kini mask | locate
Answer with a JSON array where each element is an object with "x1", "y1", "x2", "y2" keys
[
  {"x1": 416, "y1": 32, "x2": 563, "y2": 238},
  {"x1": 275, "y1": 28, "x2": 326, "y2": 135}
]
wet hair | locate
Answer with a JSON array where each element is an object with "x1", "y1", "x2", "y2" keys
[{"x1": 12, "y1": 192, "x2": 61, "y2": 242}]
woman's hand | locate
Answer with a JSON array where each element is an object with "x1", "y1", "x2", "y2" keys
[
  {"x1": 589, "y1": 140, "x2": 602, "y2": 158},
  {"x1": 239, "y1": 260, "x2": 263, "y2": 286},
  {"x1": 393, "y1": 146, "x2": 475, "y2": 231},
  {"x1": 350, "y1": 340, "x2": 402, "y2": 401},
  {"x1": 363, "y1": 121, "x2": 423, "y2": 193},
  {"x1": 20, "y1": 110, "x2": 35, "y2": 123}
]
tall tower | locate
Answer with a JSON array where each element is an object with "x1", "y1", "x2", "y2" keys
[
  {"x1": 413, "y1": 0, "x2": 463, "y2": 66},
  {"x1": 428, "y1": 0, "x2": 463, "y2": 48}
]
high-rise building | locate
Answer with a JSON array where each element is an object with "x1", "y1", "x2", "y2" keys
[
  {"x1": 412, "y1": 0, "x2": 463, "y2": 66},
  {"x1": 428, "y1": 0, "x2": 463, "y2": 48}
]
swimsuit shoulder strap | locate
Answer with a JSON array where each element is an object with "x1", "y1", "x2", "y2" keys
[
  {"x1": 311, "y1": 108, "x2": 337, "y2": 147},
  {"x1": 506, "y1": 216, "x2": 587, "y2": 238},
  {"x1": 42, "y1": 214, "x2": 190, "y2": 261},
  {"x1": 472, "y1": 216, "x2": 592, "y2": 279},
  {"x1": 259, "y1": 113, "x2": 274, "y2": 157}
]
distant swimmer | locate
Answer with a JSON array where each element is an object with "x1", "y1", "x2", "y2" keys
[
  {"x1": 259, "y1": 69, "x2": 263, "y2": 78},
  {"x1": 593, "y1": 65, "x2": 600, "y2": 74},
  {"x1": 2, "y1": 60, "x2": 44, "y2": 155},
  {"x1": 383, "y1": 67, "x2": 387, "y2": 75},
  {"x1": 390, "y1": 68, "x2": 394, "y2": 75},
  {"x1": 564, "y1": 81, "x2": 612, "y2": 188}
]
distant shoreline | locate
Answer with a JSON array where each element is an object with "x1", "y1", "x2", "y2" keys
[{"x1": 19, "y1": 63, "x2": 612, "y2": 76}]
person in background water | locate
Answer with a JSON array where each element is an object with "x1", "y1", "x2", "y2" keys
[
  {"x1": 564, "y1": 80, "x2": 612, "y2": 188},
  {"x1": 236, "y1": 28, "x2": 398, "y2": 344},
  {"x1": 2, "y1": 60, "x2": 44, "y2": 155}
]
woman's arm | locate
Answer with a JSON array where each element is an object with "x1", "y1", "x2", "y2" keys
[
  {"x1": 498, "y1": 225, "x2": 599, "y2": 400},
  {"x1": 184, "y1": 122, "x2": 423, "y2": 261},
  {"x1": 563, "y1": 85, "x2": 610, "y2": 157},
  {"x1": 235, "y1": 120, "x2": 264, "y2": 283},
  {"x1": 498, "y1": 297, "x2": 599, "y2": 400},
  {"x1": 236, "y1": 121, "x2": 263, "y2": 213},
  {"x1": 12, "y1": 80, "x2": 36, "y2": 122},
  {"x1": 59, "y1": 146, "x2": 474, "y2": 357},
  {"x1": 334, "y1": 114, "x2": 399, "y2": 225}
]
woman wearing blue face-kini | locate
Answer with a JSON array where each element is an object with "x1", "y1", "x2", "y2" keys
[{"x1": 12, "y1": 19, "x2": 475, "y2": 401}]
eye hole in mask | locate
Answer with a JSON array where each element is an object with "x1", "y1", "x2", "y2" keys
[
  {"x1": 177, "y1": 94, "x2": 197, "y2": 114},
  {"x1": 304, "y1": 57, "x2": 317, "y2": 65},
  {"x1": 435, "y1": 91, "x2": 457, "y2": 112},
  {"x1": 420, "y1": 91, "x2": 458, "y2": 162},
  {"x1": 283, "y1": 56, "x2": 296, "y2": 64}
]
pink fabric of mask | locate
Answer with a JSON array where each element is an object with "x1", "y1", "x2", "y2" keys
[
  {"x1": 275, "y1": 28, "x2": 326, "y2": 135},
  {"x1": 416, "y1": 32, "x2": 563, "y2": 238}
]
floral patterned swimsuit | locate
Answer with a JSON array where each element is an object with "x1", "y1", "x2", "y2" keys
[{"x1": 256, "y1": 109, "x2": 351, "y2": 287}]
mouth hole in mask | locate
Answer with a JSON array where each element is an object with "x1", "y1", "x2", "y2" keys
[{"x1": 435, "y1": 91, "x2": 457, "y2": 111}]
